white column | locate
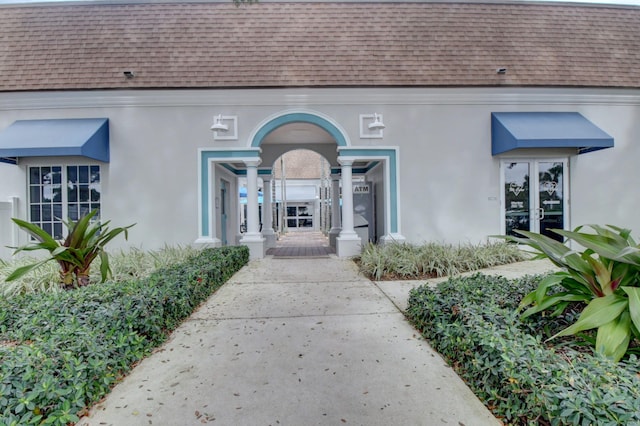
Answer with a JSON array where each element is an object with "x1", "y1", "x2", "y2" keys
[
  {"x1": 262, "y1": 176, "x2": 277, "y2": 248},
  {"x1": 195, "y1": 160, "x2": 221, "y2": 247},
  {"x1": 336, "y1": 158, "x2": 361, "y2": 257},
  {"x1": 328, "y1": 174, "x2": 341, "y2": 248},
  {"x1": 240, "y1": 160, "x2": 266, "y2": 259}
]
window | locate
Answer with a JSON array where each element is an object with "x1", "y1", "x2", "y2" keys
[{"x1": 28, "y1": 165, "x2": 101, "y2": 239}]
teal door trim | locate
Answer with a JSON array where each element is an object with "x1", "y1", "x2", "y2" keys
[
  {"x1": 337, "y1": 147, "x2": 400, "y2": 235},
  {"x1": 198, "y1": 148, "x2": 260, "y2": 239}
]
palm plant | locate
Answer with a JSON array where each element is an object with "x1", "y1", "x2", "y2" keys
[
  {"x1": 505, "y1": 225, "x2": 640, "y2": 362},
  {"x1": 5, "y1": 209, "x2": 135, "y2": 289}
]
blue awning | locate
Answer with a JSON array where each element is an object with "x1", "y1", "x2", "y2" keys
[
  {"x1": 491, "y1": 112, "x2": 613, "y2": 155},
  {"x1": 0, "y1": 118, "x2": 109, "y2": 164}
]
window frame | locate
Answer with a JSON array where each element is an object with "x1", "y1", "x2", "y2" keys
[{"x1": 27, "y1": 163, "x2": 101, "y2": 239}]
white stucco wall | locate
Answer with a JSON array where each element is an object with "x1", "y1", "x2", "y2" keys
[{"x1": 0, "y1": 87, "x2": 638, "y2": 254}]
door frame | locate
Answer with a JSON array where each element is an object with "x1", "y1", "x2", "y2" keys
[
  {"x1": 219, "y1": 179, "x2": 229, "y2": 245},
  {"x1": 500, "y1": 157, "x2": 570, "y2": 237}
]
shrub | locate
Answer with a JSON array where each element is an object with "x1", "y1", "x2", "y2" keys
[
  {"x1": 405, "y1": 273, "x2": 640, "y2": 425},
  {"x1": 357, "y1": 241, "x2": 526, "y2": 280},
  {"x1": 0, "y1": 246, "x2": 249, "y2": 426},
  {"x1": 0, "y1": 245, "x2": 200, "y2": 299},
  {"x1": 503, "y1": 225, "x2": 640, "y2": 362}
]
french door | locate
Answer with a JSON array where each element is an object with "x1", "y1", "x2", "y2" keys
[{"x1": 502, "y1": 159, "x2": 568, "y2": 241}]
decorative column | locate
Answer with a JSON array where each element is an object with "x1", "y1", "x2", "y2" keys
[
  {"x1": 240, "y1": 160, "x2": 266, "y2": 259},
  {"x1": 261, "y1": 176, "x2": 277, "y2": 248},
  {"x1": 328, "y1": 173, "x2": 341, "y2": 248},
  {"x1": 336, "y1": 158, "x2": 362, "y2": 257}
]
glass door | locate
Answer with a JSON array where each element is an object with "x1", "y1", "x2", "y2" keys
[
  {"x1": 502, "y1": 159, "x2": 567, "y2": 240},
  {"x1": 537, "y1": 161, "x2": 565, "y2": 241}
]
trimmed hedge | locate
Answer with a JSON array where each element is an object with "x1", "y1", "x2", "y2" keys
[
  {"x1": 406, "y1": 274, "x2": 640, "y2": 426},
  {"x1": 0, "y1": 246, "x2": 249, "y2": 426}
]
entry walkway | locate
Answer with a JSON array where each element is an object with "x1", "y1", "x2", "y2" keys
[
  {"x1": 266, "y1": 230, "x2": 335, "y2": 257},
  {"x1": 78, "y1": 256, "x2": 504, "y2": 426}
]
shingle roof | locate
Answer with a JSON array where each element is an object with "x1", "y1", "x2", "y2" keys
[{"x1": 0, "y1": 1, "x2": 639, "y2": 91}]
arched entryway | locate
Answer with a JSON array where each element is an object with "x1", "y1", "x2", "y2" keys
[{"x1": 197, "y1": 109, "x2": 404, "y2": 259}]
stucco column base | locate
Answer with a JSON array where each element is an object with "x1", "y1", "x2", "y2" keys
[
  {"x1": 262, "y1": 229, "x2": 277, "y2": 248},
  {"x1": 193, "y1": 237, "x2": 222, "y2": 248},
  {"x1": 336, "y1": 233, "x2": 362, "y2": 258},
  {"x1": 380, "y1": 233, "x2": 407, "y2": 245},
  {"x1": 328, "y1": 227, "x2": 341, "y2": 248},
  {"x1": 240, "y1": 233, "x2": 266, "y2": 260}
]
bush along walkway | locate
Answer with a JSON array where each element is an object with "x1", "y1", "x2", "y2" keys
[
  {"x1": 0, "y1": 246, "x2": 249, "y2": 426},
  {"x1": 406, "y1": 272, "x2": 640, "y2": 425},
  {"x1": 77, "y1": 256, "x2": 499, "y2": 426}
]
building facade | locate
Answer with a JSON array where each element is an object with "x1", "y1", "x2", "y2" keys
[{"x1": 0, "y1": 1, "x2": 639, "y2": 259}]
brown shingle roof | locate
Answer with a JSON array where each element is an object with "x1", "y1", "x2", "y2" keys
[{"x1": 0, "y1": 1, "x2": 639, "y2": 91}]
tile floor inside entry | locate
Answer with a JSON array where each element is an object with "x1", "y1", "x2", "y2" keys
[{"x1": 266, "y1": 231, "x2": 336, "y2": 257}]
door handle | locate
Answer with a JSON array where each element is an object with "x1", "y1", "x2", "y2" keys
[{"x1": 538, "y1": 208, "x2": 545, "y2": 220}]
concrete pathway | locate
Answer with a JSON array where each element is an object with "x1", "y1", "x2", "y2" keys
[{"x1": 78, "y1": 256, "x2": 505, "y2": 426}]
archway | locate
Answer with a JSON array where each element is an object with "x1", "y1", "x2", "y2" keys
[{"x1": 198, "y1": 109, "x2": 404, "y2": 259}]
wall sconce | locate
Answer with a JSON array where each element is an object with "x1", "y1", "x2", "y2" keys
[
  {"x1": 368, "y1": 113, "x2": 386, "y2": 130},
  {"x1": 359, "y1": 113, "x2": 385, "y2": 139},
  {"x1": 210, "y1": 114, "x2": 229, "y2": 132},
  {"x1": 211, "y1": 114, "x2": 238, "y2": 140}
]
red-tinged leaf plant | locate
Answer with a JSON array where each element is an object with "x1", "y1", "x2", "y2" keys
[
  {"x1": 5, "y1": 209, "x2": 135, "y2": 289},
  {"x1": 502, "y1": 225, "x2": 640, "y2": 362}
]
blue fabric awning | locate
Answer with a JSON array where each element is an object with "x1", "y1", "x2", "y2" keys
[
  {"x1": 0, "y1": 118, "x2": 109, "y2": 164},
  {"x1": 491, "y1": 112, "x2": 613, "y2": 155}
]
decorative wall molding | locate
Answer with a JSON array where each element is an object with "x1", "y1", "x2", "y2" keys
[{"x1": 2, "y1": 88, "x2": 640, "y2": 111}]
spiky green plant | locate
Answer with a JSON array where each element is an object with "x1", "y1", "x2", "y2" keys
[
  {"x1": 503, "y1": 225, "x2": 640, "y2": 362},
  {"x1": 5, "y1": 209, "x2": 135, "y2": 289}
]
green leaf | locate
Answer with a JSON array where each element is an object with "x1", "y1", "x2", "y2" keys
[
  {"x1": 4, "y1": 259, "x2": 53, "y2": 281},
  {"x1": 99, "y1": 251, "x2": 111, "y2": 283},
  {"x1": 554, "y1": 228, "x2": 640, "y2": 266},
  {"x1": 11, "y1": 217, "x2": 59, "y2": 245},
  {"x1": 551, "y1": 294, "x2": 628, "y2": 339},
  {"x1": 595, "y1": 311, "x2": 631, "y2": 362},
  {"x1": 521, "y1": 292, "x2": 589, "y2": 319},
  {"x1": 622, "y1": 286, "x2": 640, "y2": 334}
]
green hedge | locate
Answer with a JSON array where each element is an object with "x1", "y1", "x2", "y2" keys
[
  {"x1": 405, "y1": 274, "x2": 640, "y2": 426},
  {"x1": 0, "y1": 246, "x2": 249, "y2": 426}
]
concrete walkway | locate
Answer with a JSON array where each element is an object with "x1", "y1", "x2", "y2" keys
[{"x1": 78, "y1": 255, "x2": 556, "y2": 426}]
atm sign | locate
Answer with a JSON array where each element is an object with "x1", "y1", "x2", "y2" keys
[{"x1": 353, "y1": 184, "x2": 370, "y2": 194}]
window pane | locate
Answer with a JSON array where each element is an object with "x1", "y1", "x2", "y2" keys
[
  {"x1": 68, "y1": 204, "x2": 79, "y2": 221},
  {"x1": 53, "y1": 203, "x2": 63, "y2": 221},
  {"x1": 53, "y1": 223, "x2": 63, "y2": 240},
  {"x1": 67, "y1": 166, "x2": 78, "y2": 183},
  {"x1": 29, "y1": 167, "x2": 40, "y2": 183},
  {"x1": 30, "y1": 205, "x2": 41, "y2": 221},
  {"x1": 80, "y1": 203, "x2": 91, "y2": 217},
  {"x1": 52, "y1": 184, "x2": 62, "y2": 202},
  {"x1": 79, "y1": 184, "x2": 90, "y2": 202},
  {"x1": 68, "y1": 181, "x2": 78, "y2": 203},
  {"x1": 91, "y1": 205, "x2": 101, "y2": 219},
  {"x1": 90, "y1": 183, "x2": 101, "y2": 202},
  {"x1": 30, "y1": 186, "x2": 40, "y2": 203},
  {"x1": 79, "y1": 166, "x2": 89, "y2": 183},
  {"x1": 42, "y1": 223, "x2": 52, "y2": 236},
  {"x1": 42, "y1": 205, "x2": 52, "y2": 221},
  {"x1": 52, "y1": 168, "x2": 62, "y2": 185},
  {"x1": 90, "y1": 166, "x2": 100, "y2": 182}
]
